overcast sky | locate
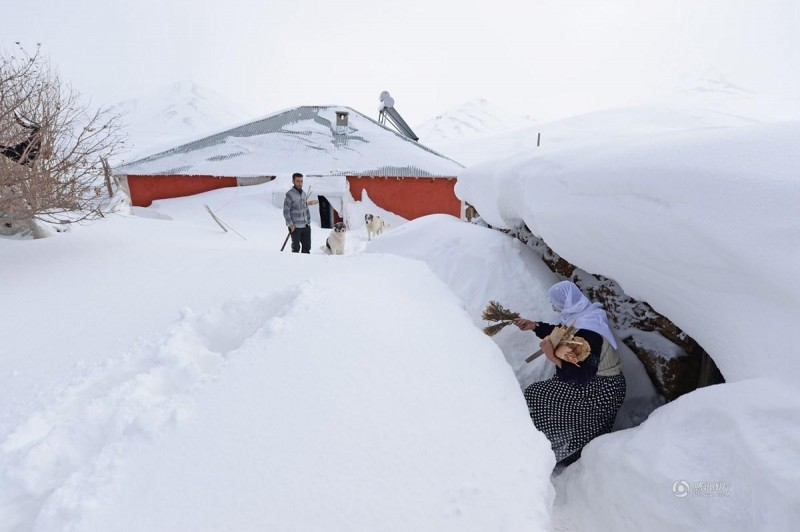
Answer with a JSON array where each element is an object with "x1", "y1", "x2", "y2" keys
[{"x1": 3, "y1": 0, "x2": 799, "y2": 125}]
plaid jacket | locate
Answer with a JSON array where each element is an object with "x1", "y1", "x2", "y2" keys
[{"x1": 283, "y1": 186, "x2": 311, "y2": 227}]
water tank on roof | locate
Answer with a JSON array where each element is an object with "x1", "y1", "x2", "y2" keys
[{"x1": 377, "y1": 91, "x2": 418, "y2": 141}]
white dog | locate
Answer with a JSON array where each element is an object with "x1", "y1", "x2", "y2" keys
[
  {"x1": 364, "y1": 214, "x2": 386, "y2": 241},
  {"x1": 323, "y1": 222, "x2": 347, "y2": 255}
]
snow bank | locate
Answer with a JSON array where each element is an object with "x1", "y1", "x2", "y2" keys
[
  {"x1": 454, "y1": 109, "x2": 800, "y2": 529},
  {"x1": 553, "y1": 378, "x2": 800, "y2": 531},
  {"x1": 366, "y1": 214, "x2": 560, "y2": 384},
  {"x1": 457, "y1": 119, "x2": 800, "y2": 384},
  {"x1": 1, "y1": 183, "x2": 554, "y2": 531},
  {"x1": 431, "y1": 104, "x2": 760, "y2": 166},
  {"x1": 344, "y1": 189, "x2": 408, "y2": 233},
  {"x1": 365, "y1": 215, "x2": 662, "y2": 429}
]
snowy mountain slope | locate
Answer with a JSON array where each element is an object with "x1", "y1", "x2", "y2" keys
[
  {"x1": 671, "y1": 73, "x2": 800, "y2": 124},
  {"x1": 420, "y1": 77, "x2": 800, "y2": 167},
  {"x1": 415, "y1": 98, "x2": 534, "y2": 143},
  {"x1": 431, "y1": 103, "x2": 763, "y2": 166},
  {"x1": 110, "y1": 81, "x2": 251, "y2": 162}
]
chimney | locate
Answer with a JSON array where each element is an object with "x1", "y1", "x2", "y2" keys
[
  {"x1": 334, "y1": 111, "x2": 349, "y2": 146},
  {"x1": 336, "y1": 111, "x2": 349, "y2": 130}
]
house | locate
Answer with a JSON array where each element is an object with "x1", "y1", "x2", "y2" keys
[{"x1": 114, "y1": 106, "x2": 465, "y2": 227}]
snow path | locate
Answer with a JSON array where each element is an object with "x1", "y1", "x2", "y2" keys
[{"x1": 1, "y1": 287, "x2": 304, "y2": 530}]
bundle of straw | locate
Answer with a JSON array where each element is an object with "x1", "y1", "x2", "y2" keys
[{"x1": 481, "y1": 301, "x2": 520, "y2": 336}]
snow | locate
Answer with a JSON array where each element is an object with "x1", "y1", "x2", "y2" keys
[
  {"x1": 3, "y1": 93, "x2": 799, "y2": 530},
  {"x1": 110, "y1": 81, "x2": 251, "y2": 163},
  {"x1": 415, "y1": 98, "x2": 535, "y2": 143},
  {"x1": 457, "y1": 119, "x2": 800, "y2": 384},
  {"x1": 415, "y1": 77, "x2": 800, "y2": 167},
  {"x1": 553, "y1": 378, "x2": 800, "y2": 531},
  {"x1": 455, "y1": 108, "x2": 800, "y2": 530},
  {"x1": 364, "y1": 215, "x2": 661, "y2": 430},
  {"x1": 114, "y1": 106, "x2": 463, "y2": 179},
  {"x1": 1, "y1": 183, "x2": 554, "y2": 531}
]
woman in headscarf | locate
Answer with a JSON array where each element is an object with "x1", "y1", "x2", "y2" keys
[{"x1": 513, "y1": 280, "x2": 626, "y2": 465}]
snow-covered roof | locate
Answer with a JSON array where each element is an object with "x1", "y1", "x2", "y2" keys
[{"x1": 114, "y1": 106, "x2": 464, "y2": 178}]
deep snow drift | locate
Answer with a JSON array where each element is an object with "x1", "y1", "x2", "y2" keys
[
  {"x1": 1, "y1": 183, "x2": 555, "y2": 531},
  {"x1": 553, "y1": 378, "x2": 800, "y2": 531},
  {"x1": 457, "y1": 120, "x2": 800, "y2": 384},
  {"x1": 3, "y1": 103, "x2": 797, "y2": 531},
  {"x1": 456, "y1": 113, "x2": 800, "y2": 530}
]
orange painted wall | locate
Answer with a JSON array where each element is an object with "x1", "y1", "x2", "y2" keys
[
  {"x1": 347, "y1": 176, "x2": 461, "y2": 220},
  {"x1": 127, "y1": 174, "x2": 237, "y2": 207}
]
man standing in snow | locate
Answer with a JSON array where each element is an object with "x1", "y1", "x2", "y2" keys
[{"x1": 283, "y1": 172, "x2": 318, "y2": 253}]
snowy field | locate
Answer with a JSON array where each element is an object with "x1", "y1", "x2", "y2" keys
[
  {"x1": 2, "y1": 107, "x2": 799, "y2": 531},
  {"x1": 1, "y1": 181, "x2": 555, "y2": 531}
]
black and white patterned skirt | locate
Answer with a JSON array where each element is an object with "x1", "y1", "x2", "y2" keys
[{"x1": 524, "y1": 373, "x2": 626, "y2": 463}]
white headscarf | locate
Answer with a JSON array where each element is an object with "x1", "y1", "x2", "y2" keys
[{"x1": 547, "y1": 281, "x2": 618, "y2": 349}]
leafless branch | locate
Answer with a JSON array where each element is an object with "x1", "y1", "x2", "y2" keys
[{"x1": 1, "y1": 43, "x2": 124, "y2": 232}]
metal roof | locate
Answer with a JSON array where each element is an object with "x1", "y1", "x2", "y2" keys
[{"x1": 115, "y1": 106, "x2": 463, "y2": 177}]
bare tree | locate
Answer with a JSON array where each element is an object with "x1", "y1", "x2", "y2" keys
[{"x1": 0, "y1": 44, "x2": 123, "y2": 236}]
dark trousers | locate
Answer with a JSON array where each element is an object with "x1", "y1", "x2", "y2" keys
[{"x1": 291, "y1": 226, "x2": 311, "y2": 253}]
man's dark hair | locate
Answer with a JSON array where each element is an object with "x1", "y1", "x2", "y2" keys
[{"x1": 292, "y1": 172, "x2": 303, "y2": 180}]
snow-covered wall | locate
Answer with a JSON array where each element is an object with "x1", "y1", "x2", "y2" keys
[{"x1": 456, "y1": 119, "x2": 800, "y2": 384}]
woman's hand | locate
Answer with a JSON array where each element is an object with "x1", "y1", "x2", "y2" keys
[
  {"x1": 513, "y1": 318, "x2": 538, "y2": 331},
  {"x1": 540, "y1": 337, "x2": 562, "y2": 367}
]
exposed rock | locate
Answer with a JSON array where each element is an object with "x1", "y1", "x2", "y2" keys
[{"x1": 624, "y1": 332, "x2": 700, "y2": 401}]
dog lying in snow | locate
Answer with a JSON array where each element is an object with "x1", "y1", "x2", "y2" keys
[
  {"x1": 364, "y1": 214, "x2": 387, "y2": 241},
  {"x1": 323, "y1": 222, "x2": 347, "y2": 255}
]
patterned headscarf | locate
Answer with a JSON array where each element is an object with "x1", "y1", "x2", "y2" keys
[{"x1": 547, "y1": 281, "x2": 618, "y2": 348}]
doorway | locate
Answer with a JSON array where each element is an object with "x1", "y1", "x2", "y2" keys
[{"x1": 318, "y1": 196, "x2": 333, "y2": 229}]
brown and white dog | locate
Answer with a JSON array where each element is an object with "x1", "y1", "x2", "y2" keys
[
  {"x1": 323, "y1": 222, "x2": 347, "y2": 255},
  {"x1": 364, "y1": 214, "x2": 386, "y2": 241}
]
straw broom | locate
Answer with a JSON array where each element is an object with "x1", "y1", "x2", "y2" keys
[
  {"x1": 481, "y1": 301, "x2": 591, "y2": 365},
  {"x1": 481, "y1": 301, "x2": 520, "y2": 336}
]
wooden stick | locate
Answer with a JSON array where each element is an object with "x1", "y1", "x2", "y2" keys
[
  {"x1": 204, "y1": 203, "x2": 247, "y2": 240},
  {"x1": 525, "y1": 350, "x2": 543, "y2": 363},
  {"x1": 204, "y1": 204, "x2": 228, "y2": 233},
  {"x1": 280, "y1": 230, "x2": 291, "y2": 251}
]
